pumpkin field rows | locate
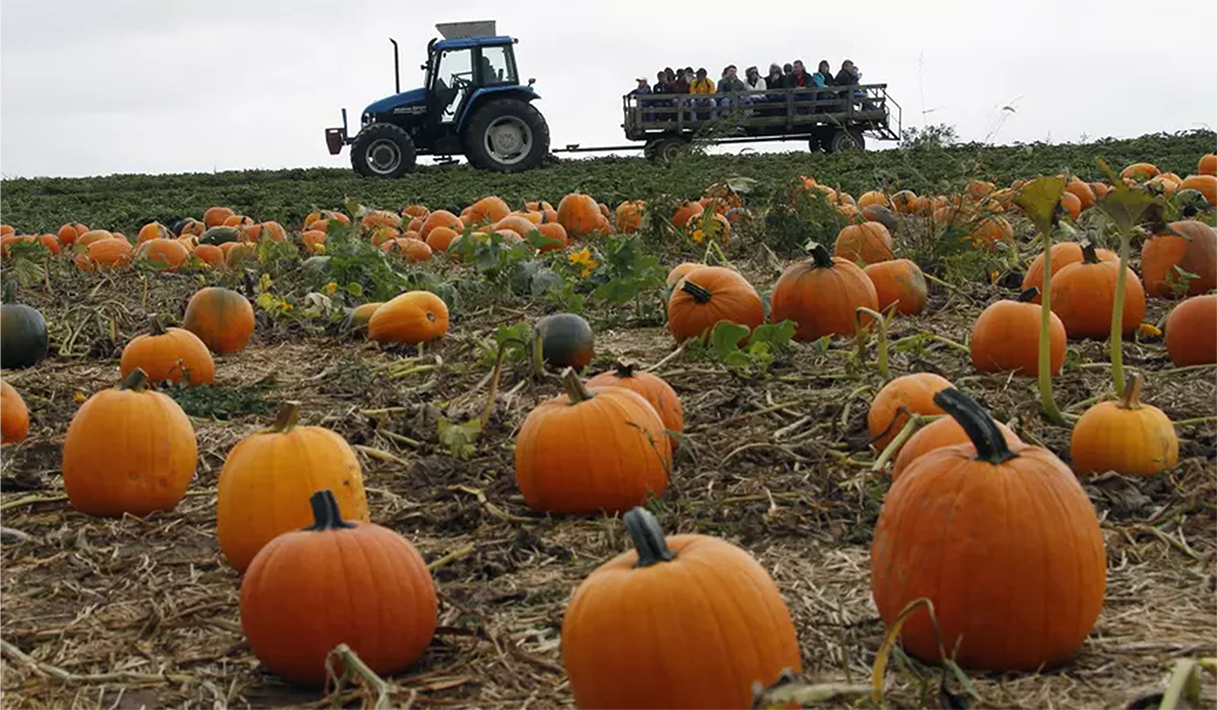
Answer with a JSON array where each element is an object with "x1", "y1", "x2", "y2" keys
[{"x1": 0, "y1": 130, "x2": 1215, "y2": 709}]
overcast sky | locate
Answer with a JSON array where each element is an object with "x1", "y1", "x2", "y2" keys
[{"x1": 2, "y1": 0, "x2": 1215, "y2": 178}]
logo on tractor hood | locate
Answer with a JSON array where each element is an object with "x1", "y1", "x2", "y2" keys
[{"x1": 363, "y1": 88, "x2": 427, "y2": 116}]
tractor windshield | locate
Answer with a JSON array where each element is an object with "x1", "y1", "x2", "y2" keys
[
  {"x1": 433, "y1": 48, "x2": 473, "y2": 123},
  {"x1": 478, "y1": 45, "x2": 517, "y2": 86}
]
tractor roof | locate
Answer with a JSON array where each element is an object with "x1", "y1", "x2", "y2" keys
[{"x1": 434, "y1": 35, "x2": 515, "y2": 51}]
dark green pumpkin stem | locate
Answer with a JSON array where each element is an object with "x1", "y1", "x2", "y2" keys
[
  {"x1": 270, "y1": 401, "x2": 302, "y2": 432},
  {"x1": 681, "y1": 279, "x2": 712, "y2": 304},
  {"x1": 1080, "y1": 240, "x2": 1099, "y2": 264},
  {"x1": 1118, "y1": 372, "x2": 1143, "y2": 410},
  {"x1": 560, "y1": 367, "x2": 594, "y2": 404},
  {"x1": 612, "y1": 361, "x2": 637, "y2": 379},
  {"x1": 148, "y1": 313, "x2": 166, "y2": 336},
  {"x1": 809, "y1": 242, "x2": 834, "y2": 269},
  {"x1": 932, "y1": 388, "x2": 1018, "y2": 465},
  {"x1": 120, "y1": 368, "x2": 149, "y2": 391},
  {"x1": 1017, "y1": 287, "x2": 1039, "y2": 303},
  {"x1": 305, "y1": 489, "x2": 355, "y2": 531},
  {"x1": 624, "y1": 507, "x2": 676, "y2": 568}
]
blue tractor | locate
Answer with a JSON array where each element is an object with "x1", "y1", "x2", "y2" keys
[{"x1": 325, "y1": 21, "x2": 550, "y2": 178}]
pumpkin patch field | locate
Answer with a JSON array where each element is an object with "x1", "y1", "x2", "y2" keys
[{"x1": 0, "y1": 130, "x2": 1215, "y2": 709}]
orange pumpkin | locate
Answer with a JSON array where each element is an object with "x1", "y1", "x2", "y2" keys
[
  {"x1": 1, "y1": 379, "x2": 30, "y2": 444},
  {"x1": 1199, "y1": 154, "x2": 1217, "y2": 176},
  {"x1": 192, "y1": 243, "x2": 224, "y2": 268},
  {"x1": 671, "y1": 200, "x2": 705, "y2": 229},
  {"x1": 1070, "y1": 374, "x2": 1178, "y2": 477},
  {"x1": 401, "y1": 204, "x2": 430, "y2": 220},
  {"x1": 204, "y1": 206, "x2": 236, "y2": 228},
  {"x1": 466, "y1": 196, "x2": 511, "y2": 226},
  {"x1": 75, "y1": 238, "x2": 133, "y2": 272},
  {"x1": 240, "y1": 489, "x2": 435, "y2": 686},
  {"x1": 57, "y1": 223, "x2": 87, "y2": 245},
  {"x1": 834, "y1": 222, "x2": 894, "y2": 265},
  {"x1": 771, "y1": 244, "x2": 879, "y2": 341},
  {"x1": 0, "y1": 234, "x2": 61, "y2": 257},
  {"x1": 1049, "y1": 242, "x2": 1145, "y2": 339},
  {"x1": 425, "y1": 226, "x2": 461, "y2": 253},
  {"x1": 1165, "y1": 294, "x2": 1216, "y2": 366},
  {"x1": 183, "y1": 287, "x2": 255, "y2": 354},
  {"x1": 969, "y1": 216, "x2": 1014, "y2": 251},
  {"x1": 418, "y1": 210, "x2": 464, "y2": 240},
  {"x1": 137, "y1": 222, "x2": 172, "y2": 242},
  {"x1": 867, "y1": 373, "x2": 953, "y2": 450},
  {"x1": 892, "y1": 415, "x2": 1020, "y2": 481},
  {"x1": 380, "y1": 237, "x2": 433, "y2": 262},
  {"x1": 1064, "y1": 177, "x2": 1096, "y2": 212},
  {"x1": 494, "y1": 215, "x2": 541, "y2": 239},
  {"x1": 1058, "y1": 191, "x2": 1082, "y2": 220},
  {"x1": 514, "y1": 370, "x2": 671, "y2": 514},
  {"x1": 665, "y1": 262, "x2": 703, "y2": 287},
  {"x1": 890, "y1": 190, "x2": 921, "y2": 215},
  {"x1": 1021, "y1": 242, "x2": 1118, "y2": 302},
  {"x1": 534, "y1": 222, "x2": 568, "y2": 252},
  {"x1": 586, "y1": 361, "x2": 684, "y2": 447},
  {"x1": 259, "y1": 221, "x2": 287, "y2": 242},
  {"x1": 1178, "y1": 174, "x2": 1217, "y2": 205},
  {"x1": 218, "y1": 402, "x2": 370, "y2": 572},
  {"x1": 562, "y1": 507, "x2": 800, "y2": 709},
  {"x1": 135, "y1": 238, "x2": 190, "y2": 272},
  {"x1": 557, "y1": 193, "x2": 603, "y2": 238},
  {"x1": 301, "y1": 230, "x2": 326, "y2": 253},
  {"x1": 120, "y1": 315, "x2": 215, "y2": 386},
  {"x1": 62, "y1": 369, "x2": 197, "y2": 517},
  {"x1": 1120, "y1": 162, "x2": 1160, "y2": 181},
  {"x1": 857, "y1": 190, "x2": 889, "y2": 209},
  {"x1": 76, "y1": 229, "x2": 114, "y2": 247},
  {"x1": 871, "y1": 388, "x2": 1105, "y2": 671},
  {"x1": 360, "y1": 210, "x2": 403, "y2": 233},
  {"x1": 614, "y1": 200, "x2": 645, "y2": 232},
  {"x1": 971, "y1": 288, "x2": 1066, "y2": 375},
  {"x1": 1141, "y1": 220, "x2": 1217, "y2": 298},
  {"x1": 367, "y1": 291, "x2": 449, "y2": 345},
  {"x1": 864, "y1": 259, "x2": 928, "y2": 316},
  {"x1": 666, "y1": 266, "x2": 764, "y2": 344}
]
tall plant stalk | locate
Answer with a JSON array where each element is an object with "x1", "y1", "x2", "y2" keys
[
  {"x1": 1109, "y1": 230, "x2": 1132, "y2": 395},
  {"x1": 1014, "y1": 175, "x2": 1068, "y2": 426}
]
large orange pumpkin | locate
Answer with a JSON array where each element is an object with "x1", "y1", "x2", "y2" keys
[
  {"x1": 137, "y1": 222, "x2": 172, "y2": 242},
  {"x1": 666, "y1": 266, "x2": 764, "y2": 343},
  {"x1": 771, "y1": 244, "x2": 878, "y2": 341},
  {"x1": 367, "y1": 291, "x2": 449, "y2": 345},
  {"x1": 62, "y1": 369, "x2": 197, "y2": 517},
  {"x1": 183, "y1": 287, "x2": 255, "y2": 354},
  {"x1": 418, "y1": 210, "x2": 463, "y2": 240},
  {"x1": 493, "y1": 215, "x2": 541, "y2": 239},
  {"x1": 557, "y1": 193, "x2": 603, "y2": 238},
  {"x1": 360, "y1": 210, "x2": 403, "y2": 233},
  {"x1": 833, "y1": 222, "x2": 894, "y2": 264},
  {"x1": 1165, "y1": 294, "x2": 1217, "y2": 366},
  {"x1": 380, "y1": 237, "x2": 433, "y2": 262},
  {"x1": 0, "y1": 233, "x2": 61, "y2": 257},
  {"x1": 1064, "y1": 177, "x2": 1096, "y2": 212},
  {"x1": 120, "y1": 315, "x2": 215, "y2": 386},
  {"x1": 1178, "y1": 174, "x2": 1217, "y2": 204},
  {"x1": 425, "y1": 226, "x2": 461, "y2": 253},
  {"x1": 1, "y1": 380, "x2": 30, "y2": 444},
  {"x1": 1141, "y1": 220, "x2": 1217, "y2": 298},
  {"x1": 75, "y1": 238, "x2": 133, "y2": 272},
  {"x1": 871, "y1": 388, "x2": 1106, "y2": 671},
  {"x1": 562, "y1": 507, "x2": 801, "y2": 709},
  {"x1": 217, "y1": 402, "x2": 370, "y2": 571},
  {"x1": 192, "y1": 243, "x2": 225, "y2": 268},
  {"x1": 586, "y1": 361, "x2": 684, "y2": 448},
  {"x1": 892, "y1": 415, "x2": 1020, "y2": 481},
  {"x1": 970, "y1": 288, "x2": 1066, "y2": 375},
  {"x1": 867, "y1": 373, "x2": 953, "y2": 450},
  {"x1": 665, "y1": 262, "x2": 703, "y2": 287},
  {"x1": 135, "y1": 238, "x2": 190, "y2": 272},
  {"x1": 76, "y1": 229, "x2": 114, "y2": 247},
  {"x1": 466, "y1": 196, "x2": 511, "y2": 226},
  {"x1": 57, "y1": 223, "x2": 87, "y2": 245},
  {"x1": 1021, "y1": 241, "x2": 1118, "y2": 302},
  {"x1": 240, "y1": 489, "x2": 435, "y2": 686},
  {"x1": 514, "y1": 370, "x2": 671, "y2": 514},
  {"x1": 864, "y1": 259, "x2": 928, "y2": 316},
  {"x1": 535, "y1": 222, "x2": 568, "y2": 251},
  {"x1": 1049, "y1": 241, "x2": 1145, "y2": 339}
]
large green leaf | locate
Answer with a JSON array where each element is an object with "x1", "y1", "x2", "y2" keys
[{"x1": 1012, "y1": 176, "x2": 1066, "y2": 234}]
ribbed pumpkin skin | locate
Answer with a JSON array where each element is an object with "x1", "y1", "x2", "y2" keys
[
  {"x1": 0, "y1": 303, "x2": 49, "y2": 369},
  {"x1": 368, "y1": 291, "x2": 449, "y2": 345},
  {"x1": 467, "y1": 196, "x2": 511, "y2": 226},
  {"x1": 1165, "y1": 294, "x2": 1217, "y2": 366},
  {"x1": 970, "y1": 299, "x2": 1066, "y2": 375},
  {"x1": 1070, "y1": 379, "x2": 1178, "y2": 477},
  {"x1": 665, "y1": 262, "x2": 702, "y2": 287},
  {"x1": 771, "y1": 254, "x2": 878, "y2": 341},
  {"x1": 75, "y1": 238, "x2": 133, "y2": 272},
  {"x1": 1141, "y1": 220, "x2": 1217, "y2": 298},
  {"x1": 557, "y1": 193, "x2": 603, "y2": 238},
  {"x1": 586, "y1": 366, "x2": 684, "y2": 446},
  {"x1": 892, "y1": 417, "x2": 1020, "y2": 480},
  {"x1": 135, "y1": 238, "x2": 189, "y2": 271},
  {"x1": 1, "y1": 379, "x2": 30, "y2": 443},
  {"x1": 833, "y1": 222, "x2": 894, "y2": 265},
  {"x1": 240, "y1": 517, "x2": 436, "y2": 686},
  {"x1": 62, "y1": 380, "x2": 197, "y2": 517},
  {"x1": 120, "y1": 326, "x2": 215, "y2": 386},
  {"x1": 1049, "y1": 258, "x2": 1145, "y2": 339},
  {"x1": 514, "y1": 388, "x2": 671, "y2": 514},
  {"x1": 184, "y1": 287, "x2": 255, "y2": 354},
  {"x1": 217, "y1": 421, "x2": 369, "y2": 571},
  {"x1": 871, "y1": 442, "x2": 1106, "y2": 671},
  {"x1": 666, "y1": 267, "x2": 764, "y2": 344},
  {"x1": 867, "y1": 373, "x2": 953, "y2": 450},
  {"x1": 864, "y1": 259, "x2": 927, "y2": 316},
  {"x1": 562, "y1": 534, "x2": 801, "y2": 709},
  {"x1": 1021, "y1": 243, "x2": 1117, "y2": 302}
]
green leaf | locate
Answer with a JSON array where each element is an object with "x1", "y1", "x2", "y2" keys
[
  {"x1": 1095, "y1": 181, "x2": 1162, "y2": 234},
  {"x1": 525, "y1": 229, "x2": 562, "y2": 250},
  {"x1": 437, "y1": 416, "x2": 482, "y2": 459},
  {"x1": 1012, "y1": 175, "x2": 1066, "y2": 234},
  {"x1": 749, "y1": 320, "x2": 796, "y2": 348},
  {"x1": 709, "y1": 321, "x2": 750, "y2": 360},
  {"x1": 345, "y1": 281, "x2": 364, "y2": 298}
]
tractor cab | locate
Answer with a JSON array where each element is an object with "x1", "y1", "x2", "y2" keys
[{"x1": 326, "y1": 21, "x2": 550, "y2": 178}]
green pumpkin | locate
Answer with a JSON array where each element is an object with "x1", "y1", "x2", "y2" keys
[
  {"x1": 1, "y1": 302, "x2": 49, "y2": 369},
  {"x1": 535, "y1": 313, "x2": 594, "y2": 371},
  {"x1": 199, "y1": 226, "x2": 239, "y2": 245}
]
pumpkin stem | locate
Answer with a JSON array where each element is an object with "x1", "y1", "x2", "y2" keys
[
  {"x1": 1080, "y1": 240, "x2": 1099, "y2": 264},
  {"x1": 612, "y1": 360, "x2": 637, "y2": 378},
  {"x1": 1118, "y1": 372, "x2": 1143, "y2": 410},
  {"x1": 932, "y1": 388, "x2": 1019, "y2": 465},
  {"x1": 680, "y1": 279, "x2": 712, "y2": 304},
  {"x1": 624, "y1": 507, "x2": 676, "y2": 567},
  {"x1": 304, "y1": 489, "x2": 356, "y2": 531},
  {"x1": 808, "y1": 242, "x2": 834, "y2": 269},
  {"x1": 270, "y1": 401, "x2": 302, "y2": 432},
  {"x1": 148, "y1": 313, "x2": 167, "y2": 335},
  {"x1": 559, "y1": 367, "x2": 594, "y2": 404},
  {"x1": 1017, "y1": 287, "x2": 1039, "y2": 303},
  {"x1": 119, "y1": 368, "x2": 149, "y2": 391}
]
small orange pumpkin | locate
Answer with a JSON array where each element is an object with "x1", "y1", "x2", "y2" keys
[
  {"x1": 864, "y1": 259, "x2": 928, "y2": 316},
  {"x1": 833, "y1": 222, "x2": 894, "y2": 264},
  {"x1": 970, "y1": 287, "x2": 1066, "y2": 375},
  {"x1": 183, "y1": 287, "x2": 255, "y2": 354},
  {"x1": 367, "y1": 291, "x2": 449, "y2": 345},
  {"x1": 135, "y1": 238, "x2": 190, "y2": 271},
  {"x1": 771, "y1": 244, "x2": 879, "y2": 341},
  {"x1": 614, "y1": 200, "x2": 646, "y2": 232},
  {"x1": 1164, "y1": 294, "x2": 1217, "y2": 366},
  {"x1": 1141, "y1": 220, "x2": 1217, "y2": 298},
  {"x1": 1, "y1": 379, "x2": 30, "y2": 444},
  {"x1": 1021, "y1": 241, "x2": 1118, "y2": 302},
  {"x1": 120, "y1": 315, "x2": 215, "y2": 386},
  {"x1": 1178, "y1": 174, "x2": 1217, "y2": 205},
  {"x1": 1049, "y1": 241, "x2": 1145, "y2": 339},
  {"x1": 586, "y1": 361, "x2": 684, "y2": 447},
  {"x1": 466, "y1": 196, "x2": 511, "y2": 226},
  {"x1": 666, "y1": 266, "x2": 764, "y2": 344},
  {"x1": 424, "y1": 226, "x2": 461, "y2": 253},
  {"x1": 75, "y1": 238, "x2": 133, "y2": 272},
  {"x1": 867, "y1": 372, "x2": 953, "y2": 450},
  {"x1": 204, "y1": 206, "x2": 236, "y2": 228},
  {"x1": 1070, "y1": 373, "x2": 1178, "y2": 477}
]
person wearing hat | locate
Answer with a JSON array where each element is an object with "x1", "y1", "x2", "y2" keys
[
  {"x1": 630, "y1": 75, "x2": 654, "y2": 122},
  {"x1": 688, "y1": 67, "x2": 716, "y2": 120}
]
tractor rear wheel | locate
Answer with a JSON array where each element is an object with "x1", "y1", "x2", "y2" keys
[
  {"x1": 644, "y1": 137, "x2": 688, "y2": 164},
  {"x1": 464, "y1": 99, "x2": 550, "y2": 172},
  {"x1": 825, "y1": 128, "x2": 866, "y2": 154},
  {"x1": 351, "y1": 123, "x2": 416, "y2": 178}
]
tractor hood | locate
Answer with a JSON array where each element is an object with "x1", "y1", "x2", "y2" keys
[{"x1": 363, "y1": 88, "x2": 427, "y2": 115}]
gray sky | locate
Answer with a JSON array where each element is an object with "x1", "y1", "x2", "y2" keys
[{"x1": 2, "y1": 0, "x2": 1215, "y2": 178}]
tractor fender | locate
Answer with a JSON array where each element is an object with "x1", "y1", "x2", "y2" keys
[{"x1": 457, "y1": 86, "x2": 541, "y2": 132}]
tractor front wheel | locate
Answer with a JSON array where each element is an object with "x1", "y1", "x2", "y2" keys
[
  {"x1": 351, "y1": 124, "x2": 417, "y2": 178},
  {"x1": 464, "y1": 99, "x2": 550, "y2": 172}
]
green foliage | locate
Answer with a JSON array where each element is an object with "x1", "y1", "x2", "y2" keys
[
  {"x1": 763, "y1": 178, "x2": 846, "y2": 256},
  {"x1": 3, "y1": 240, "x2": 50, "y2": 287},
  {"x1": 590, "y1": 235, "x2": 665, "y2": 322},
  {"x1": 699, "y1": 320, "x2": 796, "y2": 374},
  {"x1": 166, "y1": 378, "x2": 277, "y2": 419}
]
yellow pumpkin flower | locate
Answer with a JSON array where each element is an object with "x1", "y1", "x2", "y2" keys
[
  {"x1": 691, "y1": 229, "x2": 706, "y2": 244},
  {"x1": 568, "y1": 247, "x2": 599, "y2": 277},
  {"x1": 324, "y1": 281, "x2": 338, "y2": 296},
  {"x1": 1137, "y1": 322, "x2": 1162, "y2": 338}
]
